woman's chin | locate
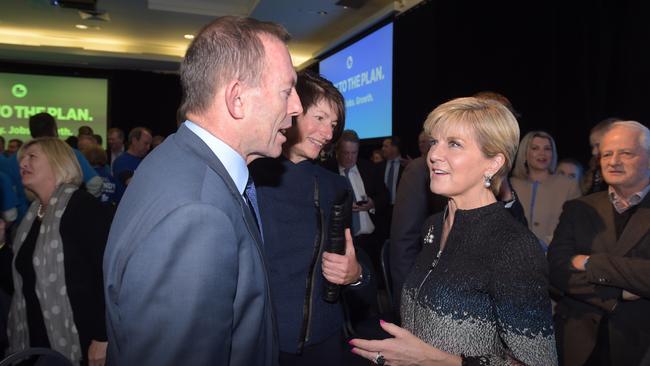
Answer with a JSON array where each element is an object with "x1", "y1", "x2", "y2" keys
[
  {"x1": 429, "y1": 184, "x2": 451, "y2": 197},
  {"x1": 307, "y1": 149, "x2": 322, "y2": 160}
]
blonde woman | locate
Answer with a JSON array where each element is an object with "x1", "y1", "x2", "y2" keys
[
  {"x1": 511, "y1": 131, "x2": 581, "y2": 246},
  {"x1": 0, "y1": 137, "x2": 112, "y2": 366},
  {"x1": 350, "y1": 97, "x2": 557, "y2": 366}
]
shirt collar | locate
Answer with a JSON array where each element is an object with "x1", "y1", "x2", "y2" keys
[
  {"x1": 338, "y1": 164, "x2": 358, "y2": 175},
  {"x1": 184, "y1": 120, "x2": 248, "y2": 195},
  {"x1": 608, "y1": 182, "x2": 650, "y2": 214}
]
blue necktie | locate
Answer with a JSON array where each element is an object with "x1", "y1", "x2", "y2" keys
[
  {"x1": 344, "y1": 168, "x2": 361, "y2": 235},
  {"x1": 386, "y1": 160, "x2": 396, "y2": 204},
  {"x1": 245, "y1": 178, "x2": 263, "y2": 238}
]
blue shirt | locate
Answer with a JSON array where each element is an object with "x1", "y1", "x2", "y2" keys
[
  {"x1": 0, "y1": 155, "x2": 29, "y2": 221},
  {"x1": 112, "y1": 152, "x2": 144, "y2": 202},
  {"x1": 184, "y1": 120, "x2": 248, "y2": 196},
  {"x1": 0, "y1": 170, "x2": 18, "y2": 221},
  {"x1": 94, "y1": 165, "x2": 117, "y2": 206},
  {"x1": 113, "y1": 152, "x2": 143, "y2": 182},
  {"x1": 73, "y1": 148, "x2": 99, "y2": 182}
]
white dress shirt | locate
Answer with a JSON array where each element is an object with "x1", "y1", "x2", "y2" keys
[{"x1": 339, "y1": 164, "x2": 375, "y2": 235}]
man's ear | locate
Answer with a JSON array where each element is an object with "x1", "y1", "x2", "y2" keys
[{"x1": 224, "y1": 80, "x2": 245, "y2": 119}]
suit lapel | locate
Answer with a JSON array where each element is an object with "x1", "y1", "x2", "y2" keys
[
  {"x1": 613, "y1": 196, "x2": 650, "y2": 256},
  {"x1": 174, "y1": 125, "x2": 264, "y2": 247},
  {"x1": 240, "y1": 193, "x2": 265, "y2": 246},
  {"x1": 591, "y1": 195, "x2": 617, "y2": 254},
  {"x1": 356, "y1": 163, "x2": 370, "y2": 193},
  {"x1": 398, "y1": 164, "x2": 405, "y2": 185}
]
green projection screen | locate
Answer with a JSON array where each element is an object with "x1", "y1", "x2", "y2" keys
[{"x1": 0, "y1": 72, "x2": 108, "y2": 146}]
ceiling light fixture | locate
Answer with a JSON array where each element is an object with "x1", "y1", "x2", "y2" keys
[
  {"x1": 184, "y1": 34, "x2": 194, "y2": 40},
  {"x1": 75, "y1": 24, "x2": 88, "y2": 29},
  {"x1": 78, "y1": 10, "x2": 110, "y2": 22}
]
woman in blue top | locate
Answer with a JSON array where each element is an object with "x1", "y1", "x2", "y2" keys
[{"x1": 250, "y1": 70, "x2": 371, "y2": 366}]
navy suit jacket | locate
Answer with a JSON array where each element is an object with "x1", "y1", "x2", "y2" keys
[
  {"x1": 379, "y1": 159, "x2": 405, "y2": 198},
  {"x1": 103, "y1": 124, "x2": 277, "y2": 365}
]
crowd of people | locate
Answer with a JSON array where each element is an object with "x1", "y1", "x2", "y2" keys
[{"x1": 0, "y1": 15, "x2": 648, "y2": 366}]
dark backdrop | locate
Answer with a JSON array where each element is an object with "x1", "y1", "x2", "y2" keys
[
  {"x1": 2, "y1": 0, "x2": 649, "y2": 167},
  {"x1": 392, "y1": 0, "x2": 650, "y2": 166}
]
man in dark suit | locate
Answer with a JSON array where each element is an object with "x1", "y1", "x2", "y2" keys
[
  {"x1": 375, "y1": 136, "x2": 406, "y2": 246},
  {"x1": 389, "y1": 154, "x2": 447, "y2": 309},
  {"x1": 548, "y1": 121, "x2": 650, "y2": 366},
  {"x1": 380, "y1": 136, "x2": 405, "y2": 206},
  {"x1": 330, "y1": 130, "x2": 388, "y2": 278},
  {"x1": 103, "y1": 16, "x2": 303, "y2": 365}
]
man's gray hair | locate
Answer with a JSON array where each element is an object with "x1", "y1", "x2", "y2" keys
[
  {"x1": 180, "y1": 16, "x2": 290, "y2": 116},
  {"x1": 610, "y1": 121, "x2": 650, "y2": 155}
]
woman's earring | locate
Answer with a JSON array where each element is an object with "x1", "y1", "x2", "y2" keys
[{"x1": 484, "y1": 175, "x2": 492, "y2": 188}]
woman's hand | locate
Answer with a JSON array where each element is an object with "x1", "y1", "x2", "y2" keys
[
  {"x1": 350, "y1": 320, "x2": 462, "y2": 366},
  {"x1": 88, "y1": 340, "x2": 107, "y2": 366},
  {"x1": 322, "y1": 229, "x2": 362, "y2": 285}
]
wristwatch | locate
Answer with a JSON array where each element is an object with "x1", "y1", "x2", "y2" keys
[{"x1": 348, "y1": 272, "x2": 363, "y2": 287}]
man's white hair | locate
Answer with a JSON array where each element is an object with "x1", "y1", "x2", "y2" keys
[{"x1": 608, "y1": 121, "x2": 650, "y2": 155}]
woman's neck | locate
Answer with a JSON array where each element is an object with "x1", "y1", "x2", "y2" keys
[
  {"x1": 36, "y1": 184, "x2": 56, "y2": 207},
  {"x1": 448, "y1": 187, "x2": 497, "y2": 211},
  {"x1": 528, "y1": 168, "x2": 550, "y2": 182},
  {"x1": 282, "y1": 148, "x2": 308, "y2": 164}
]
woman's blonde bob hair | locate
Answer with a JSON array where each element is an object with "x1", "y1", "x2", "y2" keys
[
  {"x1": 423, "y1": 97, "x2": 520, "y2": 196},
  {"x1": 18, "y1": 137, "x2": 83, "y2": 188},
  {"x1": 511, "y1": 131, "x2": 558, "y2": 179}
]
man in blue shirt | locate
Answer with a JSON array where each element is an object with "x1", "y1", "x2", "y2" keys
[
  {"x1": 0, "y1": 155, "x2": 28, "y2": 221},
  {"x1": 0, "y1": 171, "x2": 18, "y2": 224},
  {"x1": 112, "y1": 126, "x2": 152, "y2": 202}
]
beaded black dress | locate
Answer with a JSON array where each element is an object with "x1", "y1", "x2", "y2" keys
[{"x1": 400, "y1": 202, "x2": 558, "y2": 365}]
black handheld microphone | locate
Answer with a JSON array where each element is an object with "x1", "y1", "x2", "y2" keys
[{"x1": 323, "y1": 190, "x2": 351, "y2": 303}]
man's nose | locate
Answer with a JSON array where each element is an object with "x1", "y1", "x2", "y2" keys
[{"x1": 287, "y1": 88, "x2": 302, "y2": 117}]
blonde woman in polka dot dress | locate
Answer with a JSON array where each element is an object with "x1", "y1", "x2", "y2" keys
[{"x1": 0, "y1": 137, "x2": 113, "y2": 366}]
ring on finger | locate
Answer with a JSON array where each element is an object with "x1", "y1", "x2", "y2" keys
[{"x1": 374, "y1": 351, "x2": 385, "y2": 366}]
